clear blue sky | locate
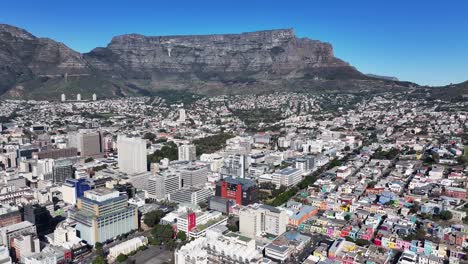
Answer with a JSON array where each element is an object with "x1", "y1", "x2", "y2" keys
[{"x1": 1, "y1": 0, "x2": 467, "y2": 86}]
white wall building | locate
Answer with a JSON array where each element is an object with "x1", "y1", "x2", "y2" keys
[
  {"x1": 108, "y1": 236, "x2": 148, "y2": 262},
  {"x1": 117, "y1": 135, "x2": 147, "y2": 174},
  {"x1": 178, "y1": 144, "x2": 196, "y2": 161},
  {"x1": 271, "y1": 167, "x2": 302, "y2": 187},
  {"x1": 239, "y1": 204, "x2": 289, "y2": 238},
  {"x1": 175, "y1": 228, "x2": 263, "y2": 264}
]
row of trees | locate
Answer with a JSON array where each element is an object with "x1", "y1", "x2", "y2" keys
[
  {"x1": 193, "y1": 133, "x2": 234, "y2": 155},
  {"x1": 147, "y1": 141, "x2": 178, "y2": 163}
]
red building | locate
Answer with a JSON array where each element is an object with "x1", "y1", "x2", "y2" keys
[
  {"x1": 215, "y1": 177, "x2": 257, "y2": 205},
  {"x1": 445, "y1": 187, "x2": 467, "y2": 199},
  {"x1": 0, "y1": 209, "x2": 21, "y2": 228}
]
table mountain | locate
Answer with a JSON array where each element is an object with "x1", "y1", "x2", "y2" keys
[{"x1": 0, "y1": 24, "x2": 421, "y2": 99}]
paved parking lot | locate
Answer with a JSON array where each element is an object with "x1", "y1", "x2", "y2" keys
[{"x1": 127, "y1": 245, "x2": 174, "y2": 264}]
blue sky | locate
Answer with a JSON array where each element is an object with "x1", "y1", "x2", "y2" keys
[{"x1": 1, "y1": 0, "x2": 467, "y2": 86}]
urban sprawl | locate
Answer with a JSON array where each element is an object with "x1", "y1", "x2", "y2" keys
[{"x1": 0, "y1": 91, "x2": 466, "y2": 264}]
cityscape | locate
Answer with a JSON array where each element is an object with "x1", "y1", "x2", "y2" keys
[{"x1": 0, "y1": 1, "x2": 467, "y2": 264}]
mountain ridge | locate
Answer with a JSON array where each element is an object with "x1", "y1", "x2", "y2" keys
[{"x1": 0, "y1": 24, "x2": 464, "y2": 100}]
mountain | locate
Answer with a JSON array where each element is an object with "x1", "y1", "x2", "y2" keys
[
  {"x1": 0, "y1": 24, "x2": 441, "y2": 100},
  {"x1": 366, "y1": 74, "x2": 399, "y2": 81}
]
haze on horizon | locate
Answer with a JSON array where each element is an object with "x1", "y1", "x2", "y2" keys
[{"x1": 1, "y1": 0, "x2": 467, "y2": 86}]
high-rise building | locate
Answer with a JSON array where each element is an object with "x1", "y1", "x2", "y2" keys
[
  {"x1": 295, "y1": 155, "x2": 314, "y2": 172},
  {"x1": 147, "y1": 173, "x2": 180, "y2": 200},
  {"x1": 23, "y1": 204, "x2": 52, "y2": 235},
  {"x1": 178, "y1": 144, "x2": 196, "y2": 161},
  {"x1": 52, "y1": 159, "x2": 74, "y2": 183},
  {"x1": 178, "y1": 162, "x2": 208, "y2": 188},
  {"x1": 11, "y1": 234, "x2": 40, "y2": 263},
  {"x1": 61, "y1": 94, "x2": 66, "y2": 102},
  {"x1": 34, "y1": 158, "x2": 55, "y2": 180},
  {"x1": 61, "y1": 178, "x2": 91, "y2": 205},
  {"x1": 68, "y1": 131, "x2": 102, "y2": 157},
  {"x1": 0, "y1": 221, "x2": 36, "y2": 247},
  {"x1": 220, "y1": 154, "x2": 246, "y2": 179},
  {"x1": 272, "y1": 167, "x2": 302, "y2": 187},
  {"x1": 92, "y1": 93, "x2": 97, "y2": 101},
  {"x1": 215, "y1": 177, "x2": 257, "y2": 206},
  {"x1": 76, "y1": 94, "x2": 81, "y2": 101},
  {"x1": 168, "y1": 187, "x2": 212, "y2": 205},
  {"x1": 117, "y1": 135, "x2": 147, "y2": 174},
  {"x1": 71, "y1": 188, "x2": 138, "y2": 246},
  {"x1": 178, "y1": 108, "x2": 186, "y2": 122},
  {"x1": 239, "y1": 204, "x2": 289, "y2": 238}
]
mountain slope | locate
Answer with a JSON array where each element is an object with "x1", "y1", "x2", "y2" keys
[{"x1": 1, "y1": 24, "x2": 456, "y2": 100}]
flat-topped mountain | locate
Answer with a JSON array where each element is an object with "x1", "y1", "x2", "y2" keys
[
  {"x1": 84, "y1": 28, "x2": 362, "y2": 81},
  {"x1": 1, "y1": 24, "x2": 456, "y2": 100}
]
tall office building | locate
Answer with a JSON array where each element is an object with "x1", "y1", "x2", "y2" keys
[
  {"x1": 71, "y1": 188, "x2": 138, "y2": 246},
  {"x1": 23, "y1": 204, "x2": 52, "y2": 235},
  {"x1": 239, "y1": 204, "x2": 289, "y2": 238},
  {"x1": 76, "y1": 94, "x2": 81, "y2": 101},
  {"x1": 61, "y1": 94, "x2": 66, "y2": 102},
  {"x1": 92, "y1": 93, "x2": 97, "y2": 101},
  {"x1": 272, "y1": 167, "x2": 302, "y2": 187},
  {"x1": 220, "y1": 154, "x2": 246, "y2": 179},
  {"x1": 178, "y1": 163, "x2": 208, "y2": 188},
  {"x1": 147, "y1": 173, "x2": 180, "y2": 200},
  {"x1": 117, "y1": 135, "x2": 147, "y2": 174},
  {"x1": 68, "y1": 130, "x2": 102, "y2": 157},
  {"x1": 178, "y1": 108, "x2": 186, "y2": 122},
  {"x1": 178, "y1": 144, "x2": 196, "y2": 161},
  {"x1": 61, "y1": 178, "x2": 91, "y2": 205},
  {"x1": 52, "y1": 159, "x2": 74, "y2": 183}
]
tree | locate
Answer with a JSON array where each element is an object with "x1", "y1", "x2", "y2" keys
[
  {"x1": 147, "y1": 141, "x2": 178, "y2": 163},
  {"x1": 439, "y1": 210, "x2": 453, "y2": 221},
  {"x1": 227, "y1": 223, "x2": 238, "y2": 232},
  {"x1": 198, "y1": 201, "x2": 208, "y2": 209},
  {"x1": 367, "y1": 181, "x2": 377, "y2": 188},
  {"x1": 92, "y1": 256, "x2": 105, "y2": 264},
  {"x1": 94, "y1": 242, "x2": 103, "y2": 255},
  {"x1": 355, "y1": 238, "x2": 370, "y2": 246},
  {"x1": 176, "y1": 231, "x2": 187, "y2": 241},
  {"x1": 143, "y1": 132, "x2": 157, "y2": 141},
  {"x1": 344, "y1": 146, "x2": 351, "y2": 152},
  {"x1": 328, "y1": 159, "x2": 341, "y2": 169},
  {"x1": 193, "y1": 133, "x2": 234, "y2": 155},
  {"x1": 151, "y1": 224, "x2": 174, "y2": 244},
  {"x1": 344, "y1": 214, "x2": 351, "y2": 221},
  {"x1": 143, "y1": 210, "x2": 165, "y2": 228},
  {"x1": 410, "y1": 202, "x2": 420, "y2": 214},
  {"x1": 116, "y1": 254, "x2": 128, "y2": 263},
  {"x1": 85, "y1": 157, "x2": 94, "y2": 163}
]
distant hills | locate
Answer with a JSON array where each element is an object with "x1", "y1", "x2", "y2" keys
[{"x1": 0, "y1": 24, "x2": 465, "y2": 100}]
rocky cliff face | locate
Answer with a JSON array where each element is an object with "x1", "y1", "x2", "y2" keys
[
  {"x1": 84, "y1": 29, "x2": 362, "y2": 81},
  {"x1": 0, "y1": 24, "x2": 90, "y2": 94},
  {"x1": 0, "y1": 24, "x2": 387, "y2": 99}
]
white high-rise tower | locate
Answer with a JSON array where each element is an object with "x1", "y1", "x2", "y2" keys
[
  {"x1": 178, "y1": 144, "x2": 196, "y2": 161},
  {"x1": 117, "y1": 135, "x2": 147, "y2": 174},
  {"x1": 61, "y1": 94, "x2": 66, "y2": 102},
  {"x1": 178, "y1": 108, "x2": 186, "y2": 122},
  {"x1": 76, "y1": 94, "x2": 81, "y2": 101},
  {"x1": 92, "y1": 93, "x2": 97, "y2": 101}
]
